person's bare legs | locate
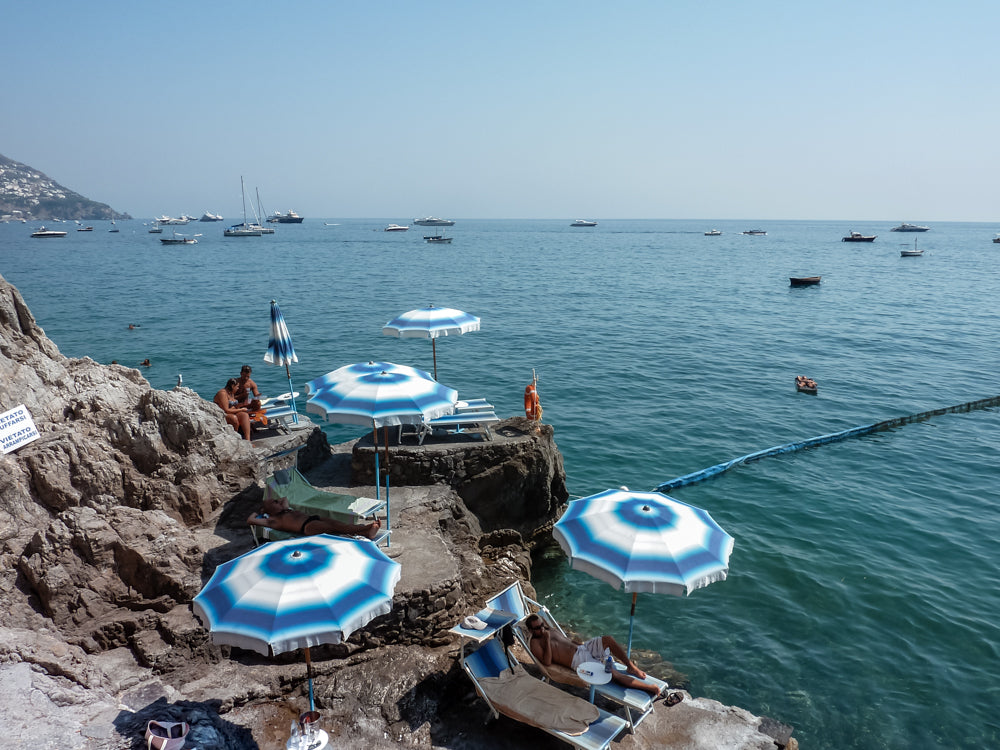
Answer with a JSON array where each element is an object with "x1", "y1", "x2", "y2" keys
[
  {"x1": 600, "y1": 635, "x2": 661, "y2": 695},
  {"x1": 225, "y1": 413, "x2": 252, "y2": 440},
  {"x1": 307, "y1": 517, "x2": 381, "y2": 539}
]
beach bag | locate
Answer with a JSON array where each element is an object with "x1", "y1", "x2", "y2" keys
[{"x1": 145, "y1": 720, "x2": 189, "y2": 750}]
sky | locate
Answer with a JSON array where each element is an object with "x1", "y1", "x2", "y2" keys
[{"x1": 4, "y1": 1, "x2": 999, "y2": 221}]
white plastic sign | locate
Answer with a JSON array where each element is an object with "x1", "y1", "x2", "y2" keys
[{"x1": 0, "y1": 404, "x2": 40, "y2": 454}]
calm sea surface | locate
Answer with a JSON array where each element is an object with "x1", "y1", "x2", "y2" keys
[{"x1": 2, "y1": 218, "x2": 999, "y2": 748}]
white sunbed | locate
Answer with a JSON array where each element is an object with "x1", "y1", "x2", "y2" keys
[
  {"x1": 485, "y1": 581, "x2": 668, "y2": 732},
  {"x1": 460, "y1": 634, "x2": 628, "y2": 750}
]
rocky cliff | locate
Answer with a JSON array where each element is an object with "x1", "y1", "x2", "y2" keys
[
  {"x1": 0, "y1": 274, "x2": 792, "y2": 749},
  {"x1": 0, "y1": 153, "x2": 128, "y2": 221}
]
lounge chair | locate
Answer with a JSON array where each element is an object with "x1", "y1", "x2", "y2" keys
[
  {"x1": 401, "y1": 411, "x2": 501, "y2": 445},
  {"x1": 454, "y1": 398, "x2": 495, "y2": 414},
  {"x1": 460, "y1": 636, "x2": 628, "y2": 750},
  {"x1": 251, "y1": 468, "x2": 389, "y2": 546},
  {"x1": 485, "y1": 581, "x2": 668, "y2": 732}
]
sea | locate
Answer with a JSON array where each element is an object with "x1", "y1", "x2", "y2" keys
[{"x1": 2, "y1": 218, "x2": 998, "y2": 749}]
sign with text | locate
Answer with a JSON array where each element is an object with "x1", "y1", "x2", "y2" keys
[{"x1": 0, "y1": 404, "x2": 40, "y2": 454}]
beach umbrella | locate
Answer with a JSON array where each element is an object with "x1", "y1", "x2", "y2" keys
[
  {"x1": 263, "y1": 299, "x2": 299, "y2": 424},
  {"x1": 192, "y1": 534, "x2": 401, "y2": 712},
  {"x1": 304, "y1": 361, "x2": 434, "y2": 397},
  {"x1": 553, "y1": 488, "x2": 734, "y2": 657},
  {"x1": 382, "y1": 305, "x2": 481, "y2": 380},
  {"x1": 305, "y1": 366, "x2": 458, "y2": 542}
]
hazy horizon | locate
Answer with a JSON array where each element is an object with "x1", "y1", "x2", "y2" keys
[{"x1": 6, "y1": 2, "x2": 999, "y2": 222}]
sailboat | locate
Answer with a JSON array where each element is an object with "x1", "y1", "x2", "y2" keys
[
  {"x1": 224, "y1": 177, "x2": 263, "y2": 237},
  {"x1": 250, "y1": 188, "x2": 275, "y2": 234},
  {"x1": 109, "y1": 214, "x2": 119, "y2": 233},
  {"x1": 901, "y1": 238, "x2": 924, "y2": 257}
]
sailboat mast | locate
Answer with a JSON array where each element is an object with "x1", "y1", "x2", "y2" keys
[{"x1": 240, "y1": 176, "x2": 248, "y2": 226}]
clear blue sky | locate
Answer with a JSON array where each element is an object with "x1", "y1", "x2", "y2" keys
[{"x1": 5, "y1": 1, "x2": 998, "y2": 221}]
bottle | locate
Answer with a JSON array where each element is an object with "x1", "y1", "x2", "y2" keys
[{"x1": 604, "y1": 647, "x2": 613, "y2": 673}]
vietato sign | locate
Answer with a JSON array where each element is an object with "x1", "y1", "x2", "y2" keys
[{"x1": 0, "y1": 405, "x2": 40, "y2": 454}]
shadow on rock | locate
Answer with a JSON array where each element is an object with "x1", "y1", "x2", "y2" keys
[{"x1": 117, "y1": 696, "x2": 258, "y2": 750}]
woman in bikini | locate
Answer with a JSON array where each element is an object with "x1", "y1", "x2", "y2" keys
[{"x1": 247, "y1": 496, "x2": 381, "y2": 540}]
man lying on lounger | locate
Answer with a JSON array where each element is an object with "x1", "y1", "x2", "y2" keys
[
  {"x1": 247, "y1": 495, "x2": 381, "y2": 540},
  {"x1": 524, "y1": 613, "x2": 665, "y2": 698}
]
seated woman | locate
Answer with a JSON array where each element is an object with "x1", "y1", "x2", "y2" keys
[
  {"x1": 248, "y1": 495, "x2": 382, "y2": 540},
  {"x1": 214, "y1": 378, "x2": 252, "y2": 440}
]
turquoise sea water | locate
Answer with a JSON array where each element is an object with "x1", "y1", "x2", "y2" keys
[{"x1": 2, "y1": 218, "x2": 998, "y2": 748}]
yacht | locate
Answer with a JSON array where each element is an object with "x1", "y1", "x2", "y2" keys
[
  {"x1": 267, "y1": 209, "x2": 304, "y2": 224},
  {"x1": 570, "y1": 219, "x2": 598, "y2": 227},
  {"x1": 384, "y1": 224, "x2": 409, "y2": 232},
  {"x1": 199, "y1": 212, "x2": 224, "y2": 222},
  {"x1": 155, "y1": 215, "x2": 189, "y2": 225},
  {"x1": 31, "y1": 226, "x2": 68, "y2": 238},
  {"x1": 890, "y1": 223, "x2": 930, "y2": 232},
  {"x1": 412, "y1": 216, "x2": 455, "y2": 226}
]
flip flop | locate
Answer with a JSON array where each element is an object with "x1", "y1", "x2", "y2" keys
[{"x1": 665, "y1": 691, "x2": 683, "y2": 707}]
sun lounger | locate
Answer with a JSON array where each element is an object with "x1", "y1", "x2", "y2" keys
[
  {"x1": 461, "y1": 636, "x2": 627, "y2": 750},
  {"x1": 454, "y1": 398, "x2": 494, "y2": 414},
  {"x1": 251, "y1": 468, "x2": 389, "y2": 546},
  {"x1": 485, "y1": 581, "x2": 667, "y2": 732},
  {"x1": 402, "y1": 411, "x2": 501, "y2": 444}
]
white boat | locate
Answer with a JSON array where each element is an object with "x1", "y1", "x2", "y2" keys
[
  {"x1": 31, "y1": 226, "x2": 68, "y2": 238},
  {"x1": 891, "y1": 223, "x2": 930, "y2": 232},
  {"x1": 160, "y1": 231, "x2": 200, "y2": 245},
  {"x1": 199, "y1": 212, "x2": 224, "y2": 222},
  {"x1": 901, "y1": 238, "x2": 924, "y2": 257},
  {"x1": 412, "y1": 216, "x2": 455, "y2": 226},
  {"x1": 155, "y1": 215, "x2": 189, "y2": 225},
  {"x1": 267, "y1": 209, "x2": 304, "y2": 224},
  {"x1": 250, "y1": 189, "x2": 275, "y2": 233},
  {"x1": 76, "y1": 225, "x2": 94, "y2": 232},
  {"x1": 704, "y1": 229, "x2": 722, "y2": 236},
  {"x1": 225, "y1": 177, "x2": 264, "y2": 237},
  {"x1": 570, "y1": 219, "x2": 597, "y2": 227},
  {"x1": 109, "y1": 218, "x2": 119, "y2": 233},
  {"x1": 148, "y1": 223, "x2": 163, "y2": 233},
  {"x1": 384, "y1": 224, "x2": 409, "y2": 232}
]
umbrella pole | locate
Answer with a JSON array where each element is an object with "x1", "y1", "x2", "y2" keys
[
  {"x1": 383, "y1": 426, "x2": 392, "y2": 546},
  {"x1": 371, "y1": 424, "x2": 380, "y2": 501},
  {"x1": 626, "y1": 592, "x2": 638, "y2": 659},
  {"x1": 432, "y1": 338, "x2": 438, "y2": 380},
  {"x1": 284, "y1": 364, "x2": 298, "y2": 424},
  {"x1": 304, "y1": 646, "x2": 315, "y2": 712}
]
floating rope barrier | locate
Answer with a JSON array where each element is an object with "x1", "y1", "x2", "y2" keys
[{"x1": 654, "y1": 394, "x2": 1000, "y2": 493}]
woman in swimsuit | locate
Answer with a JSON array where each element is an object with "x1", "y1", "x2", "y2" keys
[{"x1": 247, "y1": 496, "x2": 382, "y2": 540}]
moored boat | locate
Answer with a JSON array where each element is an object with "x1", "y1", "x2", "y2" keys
[
  {"x1": 742, "y1": 229, "x2": 767, "y2": 235},
  {"x1": 993, "y1": 234, "x2": 1000, "y2": 244},
  {"x1": 424, "y1": 235, "x2": 452, "y2": 244},
  {"x1": 31, "y1": 226, "x2": 68, "y2": 238},
  {"x1": 266, "y1": 209, "x2": 304, "y2": 224},
  {"x1": 199, "y1": 212, "x2": 224, "y2": 222},
  {"x1": 704, "y1": 229, "x2": 722, "y2": 236},
  {"x1": 789, "y1": 276, "x2": 821, "y2": 286},
  {"x1": 160, "y1": 231, "x2": 200, "y2": 245},
  {"x1": 570, "y1": 219, "x2": 597, "y2": 227},
  {"x1": 842, "y1": 231, "x2": 876, "y2": 242},
  {"x1": 412, "y1": 216, "x2": 455, "y2": 226},
  {"x1": 384, "y1": 224, "x2": 409, "y2": 232},
  {"x1": 890, "y1": 223, "x2": 930, "y2": 232}
]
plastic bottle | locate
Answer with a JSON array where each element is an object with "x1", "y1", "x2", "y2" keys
[{"x1": 604, "y1": 647, "x2": 613, "y2": 673}]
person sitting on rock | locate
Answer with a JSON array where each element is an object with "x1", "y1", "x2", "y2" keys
[
  {"x1": 214, "y1": 378, "x2": 252, "y2": 440},
  {"x1": 524, "y1": 613, "x2": 668, "y2": 699},
  {"x1": 234, "y1": 364, "x2": 261, "y2": 410},
  {"x1": 247, "y1": 495, "x2": 382, "y2": 540}
]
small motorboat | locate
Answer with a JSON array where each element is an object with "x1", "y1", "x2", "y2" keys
[
  {"x1": 789, "y1": 276, "x2": 821, "y2": 286},
  {"x1": 704, "y1": 229, "x2": 722, "y2": 236},
  {"x1": 842, "y1": 231, "x2": 876, "y2": 242},
  {"x1": 992, "y1": 234, "x2": 999, "y2": 244},
  {"x1": 742, "y1": 229, "x2": 767, "y2": 235},
  {"x1": 160, "y1": 232, "x2": 200, "y2": 245},
  {"x1": 76, "y1": 225, "x2": 94, "y2": 231},
  {"x1": 900, "y1": 238, "x2": 924, "y2": 257},
  {"x1": 384, "y1": 224, "x2": 409, "y2": 232},
  {"x1": 424, "y1": 234, "x2": 452, "y2": 244},
  {"x1": 795, "y1": 375, "x2": 818, "y2": 394},
  {"x1": 570, "y1": 219, "x2": 597, "y2": 227}
]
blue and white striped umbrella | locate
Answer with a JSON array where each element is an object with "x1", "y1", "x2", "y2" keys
[
  {"x1": 263, "y1": 299, "x2": 299, "y2": 422},
  {"x1": 305, "y1": 367, "x2": 457, "y2": 428},
  {"x1": 304, "y1": 361, "x2": 434, "y2": 398},
  {"x1": 192, "y1": 535, "x2": 401, "y2": 710},
  {"x1": 553, "y1": 489, "x2": 734, "y2": 656},
  {"x1": 382, "y1": 305, "x2": 481, "y2": 380}
]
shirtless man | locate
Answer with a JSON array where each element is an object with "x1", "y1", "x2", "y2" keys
[
  {"x1": 247, "y1": 495, "x2": 382, "y2": 540},
  {"x1": 235, "y1": 365, "x2": 261, "y2": 410},
  {"x1": 214, "y1": 378, "x2": 252, "y2": 440},
  {"x1": 524, "y1": 613, "x2": 663, "y2": 697}
]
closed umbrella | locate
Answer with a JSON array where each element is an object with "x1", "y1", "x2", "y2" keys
[
  {"x1": 382, "y1": 305, "x2": 480, "y2": 380},
  {"x1": 192, "y1": 534, "x2": 401, "y2": 711},
  {"x1": 264, "y1": 299, "x2": 299, "y2": 423},
  {"x1": 553, "y1": 488, "x2": 734, "y2": 657},
  {"x1": 305, "y1": 366, "x2": 458, "y2": 543}
]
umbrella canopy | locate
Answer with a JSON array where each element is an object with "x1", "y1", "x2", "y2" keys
[
  {"x1": 192, "y1": 535, "x2": 401, "y2": 656},
  {"x1": 382, "y1": 305, "x2": 480, "y2": 380},
  {"x1": 553, "y1": 488, "x2": 734, "y2": 655},
  {"x1": 263, "y1": 299, "x2": 299, "y2": 422},
  {"x1": 192, "y1": 534, "x2": 401, "y2": 711},
  {"x1": 305, "y1": 368, "x2": 457, "y2": 428},
  {"x1": 304, "y1": 361, "x2": 434, "y2": 398}
]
